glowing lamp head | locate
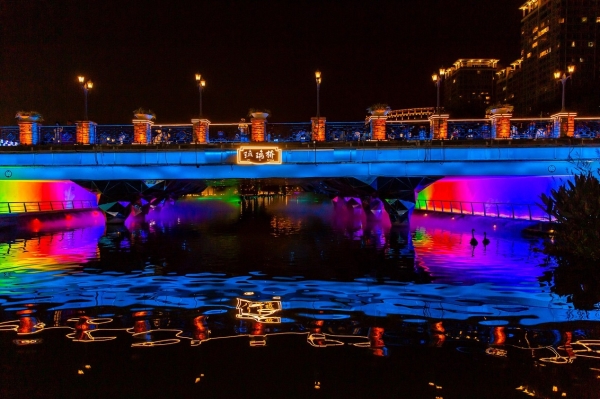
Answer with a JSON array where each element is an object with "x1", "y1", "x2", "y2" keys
[
  {"x1": 568, "y1": 64, "x2": 575, "y2": 74},
  {"x1": 439, "y1": 68, "x2": 445, "y2": 76},
  {"x1": 554, "y1": 71, "x2": 562, "y2": 80},
  {"x1": 200, "y1": 79, "x2": 206, "y2": 87},
  {"x1": 195, "y1": 73, "x2": 201, "y2": 81},
  {"x1": 86, "y1": 80, "x2": 93, "y2": 89},
  {"x1": 78, "y1": 76, "x2": 85, "y2": 84},
  {"x1": 432, "y1": 73, "x2": 438, "y2": 82},
  {"x1": 315, "y1": 70, "x2": 321, "y2": 79}
]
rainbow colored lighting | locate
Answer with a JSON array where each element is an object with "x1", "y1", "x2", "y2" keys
[
  {"x1": 0, "y1": 180, "x2": 98, "y2": 203},
  {"x1": 416, "y1": 175, "x2": 572, "y2": 207}
]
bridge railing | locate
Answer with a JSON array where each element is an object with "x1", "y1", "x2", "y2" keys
[
  {"x1": 151, "y1": 124, "x2": 193, "y2": 144},
  {"x1": 97, "y1": 125, "x2": 135, "y2": 144},
  {"x1": 40, "y1": 125, "x2": 77, "y2": 144},
  {"x1": 0, "y1": 126, "x2": 20, "y2": 145},
  {"x1": 326, "y1": 121, "x2": 370, "y2": 141},
  {"x1": 415, "y1": 199, "x2": 553, "y2": 222},
  {"x1": 268, "y1": 122, "x2": 312, "y2": 142},
  {"x1": 386, "y1": 120, "x2": 431, "y2": 140},
  {"x1": 4, "y1": 116, "x2": 600, "y2": 146},
  {"x1": 0, "y1": 200, "x2": 97, "y2": 214}
]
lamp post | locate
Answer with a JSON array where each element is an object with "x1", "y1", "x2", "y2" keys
[
  {"x1": 554, "y1": 65, "x2": 575, "y2": 112},
  {"x1": 77, "y1": 76, "x2": 93, "y2": 120},
  {"x1": 195, "y1": 74, "x2": 206, "y2": 118},
  {"x1": 431, "y1": 68, "x2": 445, "y2": 140},
  {"x1": 315, "y1": 70, "x2": 322, "y2": 137},
  {"x1": 431, "y1": 68, "x2": 445, "y2": 115}
]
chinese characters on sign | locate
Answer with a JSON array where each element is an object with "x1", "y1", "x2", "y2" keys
[{"x1": 237, "y1": 146, "x2": 282, "y2": 165}]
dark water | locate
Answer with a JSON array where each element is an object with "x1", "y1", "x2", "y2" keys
[{"x1": 1, "y1": 194, "x2": 599, "y2": 399}]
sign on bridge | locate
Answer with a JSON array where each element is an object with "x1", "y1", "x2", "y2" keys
[{"x1": 237, "y1": 146, "x2": 282, "y2": 165}]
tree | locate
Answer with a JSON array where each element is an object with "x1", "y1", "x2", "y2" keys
[{"x1": 540, "y1": 170, "x2": 600, "y2": 260}]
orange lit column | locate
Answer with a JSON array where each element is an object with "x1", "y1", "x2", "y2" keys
[
  {"x1": 251, "y1": 116, "x2": 267, "y2": 142},
  {"x1": 132, "y1": 118, "x2": 154, "y2": 144},
  {"x1": 17, "y1": 120, "x2": 41, "y2": 145},
  {"x1": 75, "y1": 121, "x2": 97, "y2": 145},
  {"x1": 311, "y1": 117, "x2": 326, "y2": 141},
  {"x1": 488, "y1": 112, "x2": 512, "y2": 139},
  {"x1": 551, "y1": 112, "x2": 577, "y2": 138},
  {"x1": 192, "y1": 119, "x2": 210, "y2": 143},
  {"x1": 367, "y1": 116, "x2": 387, "y2": 140},
  {"x1": 428, "y1": 114, "x2": 449, "y2": 139}
]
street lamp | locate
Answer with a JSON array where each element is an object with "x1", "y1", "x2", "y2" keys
[
  {"x1": 554, "y1": 65, "x2": 575, "y2": 111},
  {"x1": 315, "y1": 70, "x2": 322, "y2": 139},
  {"x1": 77, "y1": 75, "x2": 93, "y2": 120},
  {"x1": 432, "y1": 68, "x2": 445, "y2": 115},
  {"x1": 195, "y1": 73, "x2": 206, "y2": 118}
]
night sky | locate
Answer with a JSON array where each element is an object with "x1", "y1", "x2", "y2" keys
[{"x1": 0, "y1": 0, "x2": 524, "y2": 125}]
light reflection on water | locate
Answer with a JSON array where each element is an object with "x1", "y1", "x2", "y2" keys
[
  {"x1": 411, "y1": 213, "x2": 551, "y2": 288},
  {"x1": 0, "y1": 196, "x2": 588, "y2": 321},
  {"x1": 0, "y1": 195, "x2": 599, "y2": 398}
]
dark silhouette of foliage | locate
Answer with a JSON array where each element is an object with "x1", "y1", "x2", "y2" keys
[
  {"x1": 539, "y1": 170, "x2": 600, "y2": 261},
  {"x1": 550, "y1": 257, "x2": 600, "y2": 310}
]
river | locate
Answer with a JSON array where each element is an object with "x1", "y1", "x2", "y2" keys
[{"x1": 0, "y1": 194, "x2": 598, "y2": 398}]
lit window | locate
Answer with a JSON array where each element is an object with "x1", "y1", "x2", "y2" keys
[
  {"x1": 589, "y1": 42, "x2": 595, "y2": 47},
  {"x1": 597, "y1": 17, "x2": 600, "y2": 23},
  {"x1": 532, "y1": 41, "x2": 538, "y2": 48},
  {"x1": 572, "y1": 41, "x2": 576, "y2": 47},
  {"x1": 532, "y1": 26, "x2": 538, "y2": 33},
  {"x1": 539, "y1": 26, "x2": 549, "y2": 36},
  {"x1": 580, "y1": 58, "x2": 585, "y2": 62},
  {"x1": 559, "y1": 18, "x2": 565, "y2": 23},
  {"x1": 582, "y1": 17, "x2": 588, "y2": 22},
  {"x1": 540, "y1": 48, "x2": 551, "y2": 57},
  {"x1": 527, "y1": 52, "x2": 532, "y2": 58}
]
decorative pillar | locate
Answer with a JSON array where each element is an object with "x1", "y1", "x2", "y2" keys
[
  {"x1": 488, "y1": 112, "x2": 512, "y2": 139},
  {"x1": 367, "y1": 115, "x2": 387, "y2": 140},
  {"x1": 311, "y1": 117, "x2": 326, "y2": 141},
  {"x1": 75, "y1": 121, "x2": 97, "y2": 145},
  {"x1": 428, "y1": 114, "x2": 449, "y2": 139},
  {"x1": 192, "y1": 119, "x2": 210, "y2": 143},
  {"x1": 17, "y1": 120, "x2": 41, "y2": 145},
  {"x1": 551, "y1": 112, "x2": 577, "y2": 138},
  {"x1": 132, "y1": 118, "x2": 154, "y2": 144},
  {"x1": 251, "y1": 116, "x2": 267, "y2": 142}
]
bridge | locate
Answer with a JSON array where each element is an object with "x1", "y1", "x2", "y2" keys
[
  {"x1": 0, "y1": 139, "x2": 596, "y2": 224},
  {"x1": 1, "y1": 140, "x2": 597, "y2": 180},
  {"x1": 3, "y1": 111, "x2": 600, "y2": 224}
]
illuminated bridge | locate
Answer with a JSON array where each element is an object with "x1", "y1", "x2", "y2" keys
[{"x1": 0, "y1": 140, "x2": 597, "y2": 223}]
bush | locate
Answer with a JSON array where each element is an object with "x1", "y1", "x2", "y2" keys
[{"x1": 540, "y1": 170, "x2": 600, "y2": 260}]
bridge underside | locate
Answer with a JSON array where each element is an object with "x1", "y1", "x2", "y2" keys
[{"x1": 73, "y1": 176, "x2": 440, "y2": 224}]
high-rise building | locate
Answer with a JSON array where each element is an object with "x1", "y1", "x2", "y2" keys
[
  {"x1": 441, "y1": 59, "x2": 499, "y2": 118},
  {"x1": 505, "y1": 0, "x2": 600, "y2": 116}
]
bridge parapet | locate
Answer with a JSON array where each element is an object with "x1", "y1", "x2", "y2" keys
[{"x1": 1, "y1": 116, "x2": 600, "y2": 145}]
